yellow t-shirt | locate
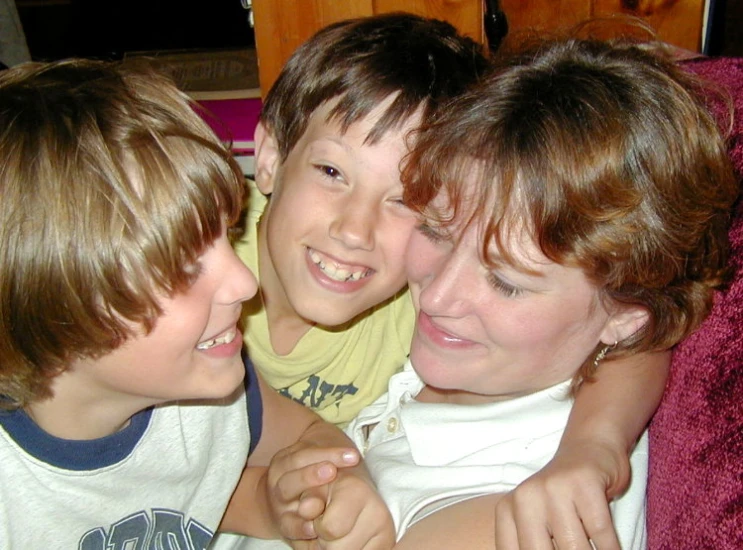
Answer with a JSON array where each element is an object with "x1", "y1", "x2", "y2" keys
[{"x1": 234, "y1": 182, "x2": 415, "y2": 427}]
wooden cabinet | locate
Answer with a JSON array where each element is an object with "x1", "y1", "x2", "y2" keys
[
  {"x1": 501, "y1": 0, "x2": 705, "y2": 53},
  {"x1": 252, "y1": 0, "x2": 704, "y2": 97},
  {"x1": 251, "y1": 0, "x2": 484, "y2": 97}
]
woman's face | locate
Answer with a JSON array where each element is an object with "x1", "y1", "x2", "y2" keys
[{"x1": 405, "y1": 200, "x2": 618, "y2": 405}]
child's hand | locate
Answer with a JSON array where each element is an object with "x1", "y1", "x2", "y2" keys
[
  {"x1": 493, "y1": 438, "x2": 629, "y2": 550},
  {"x1": 265, "y1": 442, "x2": 351, "y2": 539},
  {"x1": 266, "y1": 441, "x2": 395, "y2": 549}
]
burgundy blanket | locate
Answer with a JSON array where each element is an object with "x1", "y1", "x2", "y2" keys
[{"x1": 647, "y1": 56, "x2": 743, "y2": 549}]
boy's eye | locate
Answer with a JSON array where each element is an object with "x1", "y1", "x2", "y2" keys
[
  {"x1": 486, "y1": 272, "x2": 523, "y2": 298},
  {"x1": 314, "y1": 164, "x2": 343, "y2": 180},
  {"x1": 389, "y1": 196, "x2": 413, "y2": 211}
]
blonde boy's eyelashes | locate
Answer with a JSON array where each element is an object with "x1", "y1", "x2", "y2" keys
[{"x1": 389, "y1": 197, "x2": 416, "y2": 214}]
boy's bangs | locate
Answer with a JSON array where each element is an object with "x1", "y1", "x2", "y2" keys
[
  {"x1": 123, "y1": 134, "x2": 245, "y2": 295},
  {"x1": 326, "y1": 87, "x2": 424, "y2": 146}
]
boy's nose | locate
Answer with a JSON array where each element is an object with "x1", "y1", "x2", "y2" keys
[
  {"x1": 224, "y1": 253, "x2": 259, "y2": 304},
  {"x1": 329, "y1": 199, "x2": 376, "y2": 251}
]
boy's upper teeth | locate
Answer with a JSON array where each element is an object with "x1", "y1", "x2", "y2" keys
[
  {"x1": 197, "y1": 329, "x2": 236, "y2": 350},
  {"x1": 309, "y1": 250, "x2": 367, "y2": 282}
]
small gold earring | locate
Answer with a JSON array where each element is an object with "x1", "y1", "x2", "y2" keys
[{"x1": 593, "y1": 341, "x2": 618, "y2": 368}]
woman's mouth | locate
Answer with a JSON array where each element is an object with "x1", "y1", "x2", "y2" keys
[{"x1": 417, "y1": 311, "x2": 474, "y2": 348}]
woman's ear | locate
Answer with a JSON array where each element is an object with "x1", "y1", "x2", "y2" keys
[
  {"x1": 601, "y1": 305, "x2": 650, "y2": 346},
  {"x1": 253, "y1": 121, "x2": 280, "y2": 195}
]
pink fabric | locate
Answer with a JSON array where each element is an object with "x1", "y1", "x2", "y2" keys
[
  {"x1": 647, "y1": 57, "x2": 743, "y2": 549},
  {"x1": 196, "y1": 97, "x2": 261, "y2": 154}
]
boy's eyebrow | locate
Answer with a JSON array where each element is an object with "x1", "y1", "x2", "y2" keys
[
  {"x1": 313, "y1": 135, "x2": 350, "y2": 147},
  {"x1": 307, "y1": 135, "x2": 361, "y2": 157}
]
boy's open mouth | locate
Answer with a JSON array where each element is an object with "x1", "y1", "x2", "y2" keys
[
  {"x1": 196, "y1": 328, "x2": 237, "y2": 350},
  {"x1": 308, "y1": 248, "x2": 372, "y2": 282}
]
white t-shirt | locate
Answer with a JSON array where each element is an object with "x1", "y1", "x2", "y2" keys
[{"x1": 0, "y1": 355, "x2": 263, "y2": 549}]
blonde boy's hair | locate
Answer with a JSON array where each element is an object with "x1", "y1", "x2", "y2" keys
[{"x1": 0, "y1": 59, "x2": 246, "y2": 408}]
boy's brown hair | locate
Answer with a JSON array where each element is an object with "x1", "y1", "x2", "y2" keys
[
  {"x1": 261, "y1": 12, "x2": 488, "y2": 160},
  {"x1": 403, "y1": 37, "x2": 739, "y2": 379},
  {"x1": 0, "y1": 59, "x2": 245, "y2": 408}
]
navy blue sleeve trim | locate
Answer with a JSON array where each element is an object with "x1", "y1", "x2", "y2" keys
[{"x1": 243, "y1": 352, "x2": 263, "y2": 455}]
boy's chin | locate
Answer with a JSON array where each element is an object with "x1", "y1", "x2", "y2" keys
[
  {"x1": 300, "y1": 302, "x2": 374, "y2": 328},
  {"x1": 293, "y1": 288, "x2": 403, "y2": 327},
  {"x1": 188, "y1": 357, "x2": 246, "y2": 402}
]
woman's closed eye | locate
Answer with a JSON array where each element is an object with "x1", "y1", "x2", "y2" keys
[
  {"x1": 416, "y1": 222, "x2": 448, "y2": 243},
  {"x1": 486, "y1": 272, "x2": 523, "y2": 298}
]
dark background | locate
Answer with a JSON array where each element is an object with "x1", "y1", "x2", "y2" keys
[
  {"x1": 17, "y1": 0, "x2": 255, "y2": 61},
  {"x1": 16, "y1": 0, "x2": 743, "y2": 61}
]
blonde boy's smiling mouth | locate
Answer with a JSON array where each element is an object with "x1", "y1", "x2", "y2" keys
[
  {"x1": 196, "y1": 328, "x2": 237, "y2": 350},
  {"x1": 307, "y1": 248, "x2": 373, "y2": 282}
]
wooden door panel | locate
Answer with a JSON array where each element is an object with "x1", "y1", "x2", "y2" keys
[
  {"x1": 253, "y1": 0, "x2": 482, "y2": 96},
  {"x1": 252, "y1": 0, "x2": 373, "y2": 97},
  {"x1": 500, "y1": 0, "x2": 703, "y2": 52},
  {"x1": 593, "y1": 0, "x2": 704, "y2": 51},
  {"x1": 317, "y1": 0, "x2": 374, "y2": 22},
  {"x1": 500, "y1": 0, "x2": 592, "y2": 33},
  {"x1": 252, "y1": 0, "x2": 702, "y2": 97},
  {"x1": 374, "y1": 0, "x2": 484, "y2": 41}
]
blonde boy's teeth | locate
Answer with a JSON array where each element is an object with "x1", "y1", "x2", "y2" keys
[
  {"x1": 197, "y1": 329, "x2": 236, "y2": 350},
  {"x1": 197, "y1": 339, "x2": 215, "y2": 350}
]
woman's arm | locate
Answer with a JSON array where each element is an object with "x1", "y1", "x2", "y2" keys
[
  {"x1": 394, "y1": 494, "x2": 502, "y2": 549},
  {"x1": 494, "y1": 350, "x2": 670, "y2": 550}
]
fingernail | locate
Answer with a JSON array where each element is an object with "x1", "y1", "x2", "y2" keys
[
  {"x1": 303, "y1": 520, "x2": 316, "y2": 538},
  {"x1": 342, "y1": 450, "x2": 358, "y2": 464},
  {"x1": 318, "y1": 463, "x2": 335, "y2": 480}
]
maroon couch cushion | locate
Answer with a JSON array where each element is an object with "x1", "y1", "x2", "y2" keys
[{"x1": 647, "y1": 56, "x2": 743, "y2": 549}]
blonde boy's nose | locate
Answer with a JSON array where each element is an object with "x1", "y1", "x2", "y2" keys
[{"x1": 225, "y1": 254, "x2": 259, "y2": 304}]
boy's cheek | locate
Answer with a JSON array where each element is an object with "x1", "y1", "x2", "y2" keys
[
  {"x1": 381, "y1": 216, "x2": 418, "y2": 260},
  {"x1": 379, "y1": 265, "x2": 410, "y2": 298}
]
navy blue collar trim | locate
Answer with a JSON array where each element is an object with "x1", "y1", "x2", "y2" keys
[{"x1": 0, "y1": 406, "x2": 153, "y2": 471}]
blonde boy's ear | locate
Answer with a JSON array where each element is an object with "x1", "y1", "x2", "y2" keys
[
  {"x1": 254, "y1": 121, "x2": 280, "y2": 195},
  {"x1": 601, "y1": 305, "x2": 650, "y2": 346}
]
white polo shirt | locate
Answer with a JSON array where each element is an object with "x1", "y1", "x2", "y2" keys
[{"x1": 345, "y1": 361, "x2": 648, "y2": 549}]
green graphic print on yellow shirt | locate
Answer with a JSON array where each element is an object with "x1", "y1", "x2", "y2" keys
[{"x1": 234, "y1": 182, "x2": 415, "y2": 427}]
